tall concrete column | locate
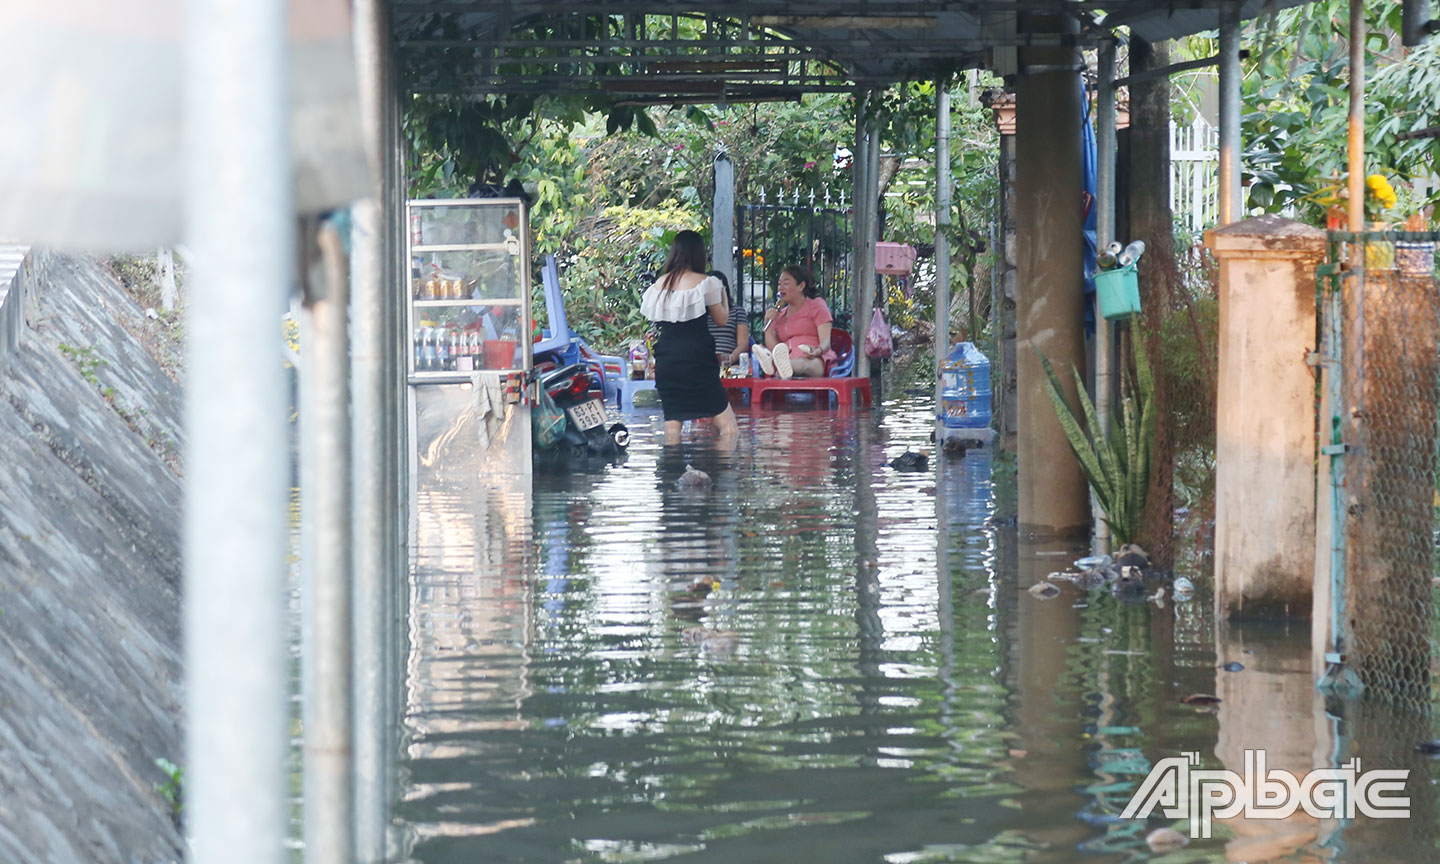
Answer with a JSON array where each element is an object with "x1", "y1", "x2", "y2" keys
[
  {"x1": 1014, "y1": 45, "x2": 1088, "y2": 539},
  {"x1": 1205, "y1": 215, "x2": 1326, "y2": 619},
  {"x1": 712, "y1": 153, "x2": 735, "y2": 289},
  {"x1": 351, "y1": 0, "x2": 397, "y2": 857}
]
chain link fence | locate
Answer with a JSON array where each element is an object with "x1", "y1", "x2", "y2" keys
[{"x1": 1320, "y1": 231, "x2": 1440, "y2": 712}]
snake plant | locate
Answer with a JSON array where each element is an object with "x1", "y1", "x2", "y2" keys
[{"x1": 1036, "y1": 337, "x2": 1155, "y2": 545}]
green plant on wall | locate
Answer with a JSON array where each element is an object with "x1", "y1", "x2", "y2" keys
[
  {"x1": 154, "y1": 757, "x2": 183, "y2": 827},
  {"x1": 1037, "y1": 335, "x2": 1155, "y2": 545}
]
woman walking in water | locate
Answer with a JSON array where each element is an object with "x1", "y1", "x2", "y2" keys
[{"x1": 639, "y1": 230, "x2": 740, "y2": 447}]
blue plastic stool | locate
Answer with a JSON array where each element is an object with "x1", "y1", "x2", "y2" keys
[{"x1": 616, "y1": 378, "x2": 658, "y2": 411}]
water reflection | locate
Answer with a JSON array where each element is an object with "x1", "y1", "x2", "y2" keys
[{"x1": 394, "y1": 397, "x2": 1439, "y2": 863}]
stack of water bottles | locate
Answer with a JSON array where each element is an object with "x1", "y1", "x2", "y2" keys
[{"x1": 939, "y1": 342, "x2": 992, "y2": 445}]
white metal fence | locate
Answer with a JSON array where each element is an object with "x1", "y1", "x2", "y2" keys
[{"x1": 1170, "y1": 117, "x2": 1219, "y2": 232}]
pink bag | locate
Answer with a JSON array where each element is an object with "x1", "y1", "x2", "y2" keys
[{"x1": 864, "y1": 308, "x2": 893, "y2": 359}]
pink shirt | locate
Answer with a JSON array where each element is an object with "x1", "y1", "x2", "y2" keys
[{"x1": 773, "y1": 297, "x2": 832, "y2": 350}]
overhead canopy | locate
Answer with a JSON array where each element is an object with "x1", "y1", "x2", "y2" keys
[{"x1": 389, "y1": 0, "x2": 1312, "y2": 102}]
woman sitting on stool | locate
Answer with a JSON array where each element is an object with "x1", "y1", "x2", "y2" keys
[{"x1": 751, "y1": 264, "x2": 831, "y2": 379}]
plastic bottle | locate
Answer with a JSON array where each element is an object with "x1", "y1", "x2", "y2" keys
[
  {"x1": 1117, "y1": 240, "x2": 1147, "y2": 268},
  {"x1": 939, "y1": 342, "x2": 992, "y2": 432}
]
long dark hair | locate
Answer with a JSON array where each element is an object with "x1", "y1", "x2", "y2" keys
[
  {"x1": 706, "y1": 269, "x2": 732, "y2": 305},
  {"x1": 661, "y1": 230, "x2": 708, "y2": 290},
  {"x1": 782, "y1": 264, "x2": 819, "y2": 299}
]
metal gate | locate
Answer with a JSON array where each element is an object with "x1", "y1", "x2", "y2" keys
[
  {"x1": 736, "y1": 189, "x2": 853, "y2": 333},
  {"x1": 1317, "y1": 230, "x2": 1440, "y2": 710}
]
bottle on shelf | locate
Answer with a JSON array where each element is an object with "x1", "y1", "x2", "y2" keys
[
  {"x1": 436, "y1": 327, "x2": 450, "y2": 371},
  {"x1": 448, "y1": 329, "x2": 460, "y2": 371}
]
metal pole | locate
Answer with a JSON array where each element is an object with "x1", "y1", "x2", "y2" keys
[
  {"x1": 852, "y1": 89, "x2": 871, "y2": 376},
  {"x1": 1095, "y1": 40, "x2": 1117, "y2": 553},
  {"x1": 1218, "y1": 3, "x2": 1243, "y2": 225},
  {"x1": 351, "y1": 0, "x2": 391, "y2": 858},
  {"x1": 301, "y1": 223, "x2": 355, "y2": 864},
  {"x1": 182, "y1": 0, "x2": 290, "y2": 861},
  {"x1": 1348, "y1": 0, "x2": 1366, "y2": 232},
  {"x1": 934, "y1": 83, "x2": 952, "y2": 442}
]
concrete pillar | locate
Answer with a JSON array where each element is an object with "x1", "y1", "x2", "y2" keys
[
  {"x1": 350, "y1": 0, "x2": 397, "y2": 857},
  {"x1": 300, "y1": 222, "x2": 355, "y2": 864},
  {"x1": 1014, "y1": 47, "x2": 1088, "y2": 539},
  {"x1": 982, "y1": 91, "x2": 1018, "y2": 452},
  {"x1": 712, "y1": 153, "x2": 735, "y2": 289},
  {"x1": 1205, "y1": 215, "x2": 1326, "y2": 619},
  {"x1": 183, "y1": 1, "x2": 291, "y2": 861}
]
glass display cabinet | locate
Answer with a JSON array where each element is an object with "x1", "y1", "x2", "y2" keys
[{"x1": 406, "y1": 198, "x2": 531, "y2": 383}]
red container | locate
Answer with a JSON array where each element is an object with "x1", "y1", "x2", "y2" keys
[{"x1": 483, "y1": 339, "x2": 517, "y2": 369}]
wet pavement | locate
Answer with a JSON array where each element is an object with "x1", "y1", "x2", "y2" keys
[{"x1": 394, "y1": 394, "x2": 1440, "y2": 863}]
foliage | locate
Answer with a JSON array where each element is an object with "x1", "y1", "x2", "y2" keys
[
  {"x1": 154, "y1": 758, "x2": 183, "y2": 826},
  {"x1": 1037, "y1": 335, "x2": 1156, "y2": 545},
  {"x1": 552, "y1": 203, "x2": 706, "y2": 350},
  {"x1": 57, "y1": 342, "x2": 106, "y2": 385},
  {"x1": 1219, "y1": 0, "x2": 1440, "y2": 221}
]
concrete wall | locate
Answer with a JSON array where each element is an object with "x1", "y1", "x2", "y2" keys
[
  {"x1": 0, "y1": 243, "x2": 30, "y2": 362},
  {"x1": 0, "y1": 250, "x2": 185, "y2": 863}
]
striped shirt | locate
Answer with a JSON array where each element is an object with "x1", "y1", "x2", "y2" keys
[{"x1": 708, "y1": 303, "x2": 749, "y2": 355}]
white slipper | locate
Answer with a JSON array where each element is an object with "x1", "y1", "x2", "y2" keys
[
  {"x1": 773, "y1": 343, "x2": 793, "y2": 379},
  {"x1": 752, "y1": 344, "x2": 776, "y2": 376}
]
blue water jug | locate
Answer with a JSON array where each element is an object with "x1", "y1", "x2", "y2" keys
[{"x1": 939, "y1": 342, "x2": 992, "y2": 431}]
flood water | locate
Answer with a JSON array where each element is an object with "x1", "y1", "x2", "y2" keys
[{"x1": 394, "y1": 394, "x2": 1440, "y2": 863}]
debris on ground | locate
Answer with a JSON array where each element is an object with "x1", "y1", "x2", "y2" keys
[
  {"x1": 1180, "y1": 693, "x2": 1222, "y2": 706},
  {"x1": 1220, "y1": 661, "x2": 1245, "y2": 672}
]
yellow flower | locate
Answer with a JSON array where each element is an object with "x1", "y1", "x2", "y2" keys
[{"x1": 1366, "y1": 174, "x2": 1398, "y2": 209}]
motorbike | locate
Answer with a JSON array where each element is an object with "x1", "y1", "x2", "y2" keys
[{"x1": 532, "y1": 362, "x2": 629, "y2": 464}]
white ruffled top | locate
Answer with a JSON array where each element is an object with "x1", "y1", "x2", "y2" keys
[{"x1": 640, "y1": 274, "x2": 724, "y2": 323}]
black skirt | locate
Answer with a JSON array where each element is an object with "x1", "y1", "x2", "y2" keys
[{"x1": 653, "y1": 315, "x2": 728, "y2": 422}]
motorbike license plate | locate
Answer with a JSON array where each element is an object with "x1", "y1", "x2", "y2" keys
[{"x1": 567, "y1": 398, "x2": 607, "y2": 431}]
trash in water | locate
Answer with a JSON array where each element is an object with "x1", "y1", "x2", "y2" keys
[
  {"x1": 1028, "y1": 581, "x2": 1061, "y2": 599},
  {"x1": 678, "y1": 464, "x2": 712, "y2": 489},
  {"x1": 889, "y1": 450, "x2": 929, "y2": 472},
  {"x1": 1145, "y1": 827, "x2": 1189, "y2": 853},
  {"x1": 1074, "y1": 554, "x2": 1111, "y2": 570},
  {"x1": 1180, "y1": 693, "x2": 1222, "y2": 706},
  {"x1": 1172, "y1": 576, "x2": 1195, "y2": 599}
]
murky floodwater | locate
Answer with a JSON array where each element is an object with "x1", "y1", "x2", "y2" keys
[{"x1": 394, "y1": 395, "x2": 1440, "y2": 863}]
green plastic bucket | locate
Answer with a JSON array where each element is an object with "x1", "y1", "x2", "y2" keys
[{"x1": 1095, "y1": 263, "x2": 1140, "y2": 321}]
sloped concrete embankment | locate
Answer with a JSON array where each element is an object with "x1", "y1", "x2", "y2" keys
[{"x1": 0, "y1": 249, "x2": 185, "y2": 863}]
